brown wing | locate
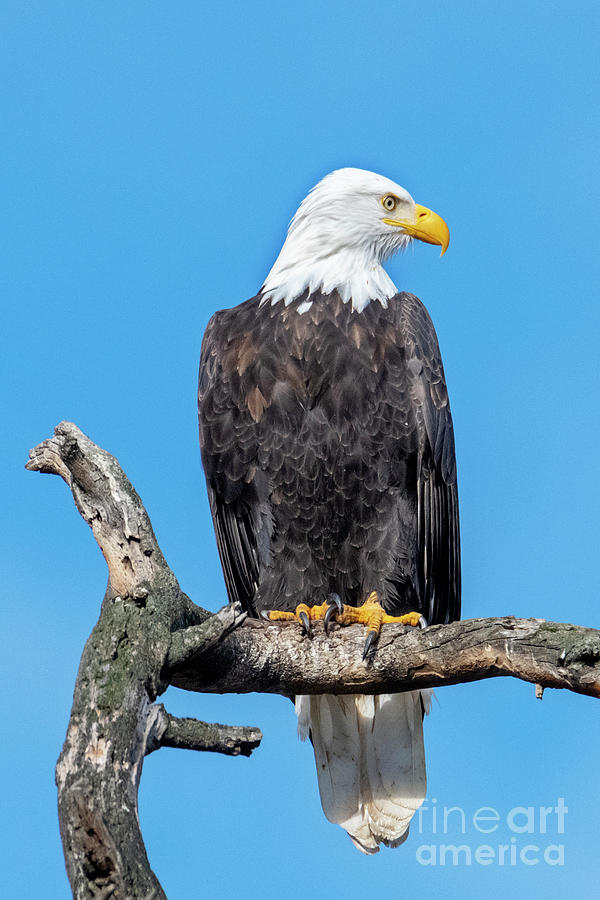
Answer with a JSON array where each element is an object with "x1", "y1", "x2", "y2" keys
[
  {"x1": 399, "y1": 293, "x2": 461, "y2": 625},
  {"x1": 198, "y1": 298, "x2": 277, "y2": 614}
]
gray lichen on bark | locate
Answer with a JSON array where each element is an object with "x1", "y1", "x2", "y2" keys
[{"x1": 27, "y1": 423, "x2": 261, "y2": 899}]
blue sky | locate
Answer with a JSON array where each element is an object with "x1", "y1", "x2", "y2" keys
[{"x1": 3, "y1": 1, "x2": 599, "y2": 897}]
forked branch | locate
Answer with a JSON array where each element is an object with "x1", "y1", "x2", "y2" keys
[{"x1": 26, "y1": 422, "x2": 600, "y2": 899}]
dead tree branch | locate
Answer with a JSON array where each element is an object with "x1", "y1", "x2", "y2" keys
[
  {"x1": 146, "y1": 706, "x2": 262, "y2": 757},
  {"x1": 169, "y1": 614, "x2": 600, "y2": 699},
  {"x1": 26, "y1": 423, "x2": 259, "y2": 900},
  {"x1": 26, "y1": 422, "x2": 600, "y2": 898}
]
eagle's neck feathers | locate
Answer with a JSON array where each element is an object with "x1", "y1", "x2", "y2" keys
[{"x1": 261, "y1": 243, "x2": 398, "y2": 313}]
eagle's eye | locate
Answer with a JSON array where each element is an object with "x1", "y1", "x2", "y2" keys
[{"x1": 382, "y1": 194, "x2": 398, "y2": 212}]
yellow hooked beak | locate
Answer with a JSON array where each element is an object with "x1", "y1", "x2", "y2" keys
[{"x1": 383, "y1": 204, "x2": 450, "y2": 256}]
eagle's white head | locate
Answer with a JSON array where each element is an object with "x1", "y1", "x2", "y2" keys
[{"x1": 261, "y1": 167, "x2": 449, "y2": 313}]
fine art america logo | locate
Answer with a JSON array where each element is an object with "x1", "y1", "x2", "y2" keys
[{"x1": 415, "y1": 798, "x2": 567, "y2": 866}]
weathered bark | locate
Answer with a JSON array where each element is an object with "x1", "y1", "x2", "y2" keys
[
  {"x1": 26, "y1": 422, "x2": 600, "y2": 898},
  {"x1": 169, "y1": 614, "x2": 600, "y2": 699},
  {"x1": 147, "y1": 706, "x2": 262, "y2": 757},
  {"x1": 27, "y1": 423, "x2": 260, "y2": 900}
]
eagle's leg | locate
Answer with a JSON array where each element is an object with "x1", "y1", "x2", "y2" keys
[
  {"x1": 324, "y1": 591, "x2": 426, "y2": 658},
  {"x1": 267, "y1": 594, "x2": 342, "y2": 636}
]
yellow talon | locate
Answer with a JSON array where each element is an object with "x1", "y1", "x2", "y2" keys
[
  {"x1": 326, "y1": 591, "x2": 424, "y2": 657},
  {"x1": 267, "y1": 601, "x2": 329, "y2": 624},
  {"x1": 266, "y1": 593, "x2": 423, "y2": 654},
  {"x1": 393, "y1": 611, "x2": 423, "y2": 627},
  {"x1": 335, "y1": 591, "x2": 421, "y2": 628}
]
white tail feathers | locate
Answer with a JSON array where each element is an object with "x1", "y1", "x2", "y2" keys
[{"x1": 295, "y1": 691, "x2": 431, "y2": 854}]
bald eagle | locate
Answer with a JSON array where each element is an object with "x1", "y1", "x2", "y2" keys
[{"x1": 198, "y1": 168, "x2": 460, "y2": 854}]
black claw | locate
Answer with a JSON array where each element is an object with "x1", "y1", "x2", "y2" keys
[
  {"x1": 418, "y1": 615, "x2": 428, "y2": 629},
  {"x1": 362, "y1": 629, "x2": 378, "y2": 660},
  {"x1": 324, "y1": 593, "x2": 343, "y2": 634},
  {"x1": 299, "y1": 610, "x2": 311, "y2": 635},
  {"x1": 324, "y1": 605, "x2": 336, "y2": 634},
  {"x1": 259, "y1": 610, "x2": 271, "y2": 621},
  {"x1": 328, "y1": 592, "x2": 343, "y2": 612}
]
